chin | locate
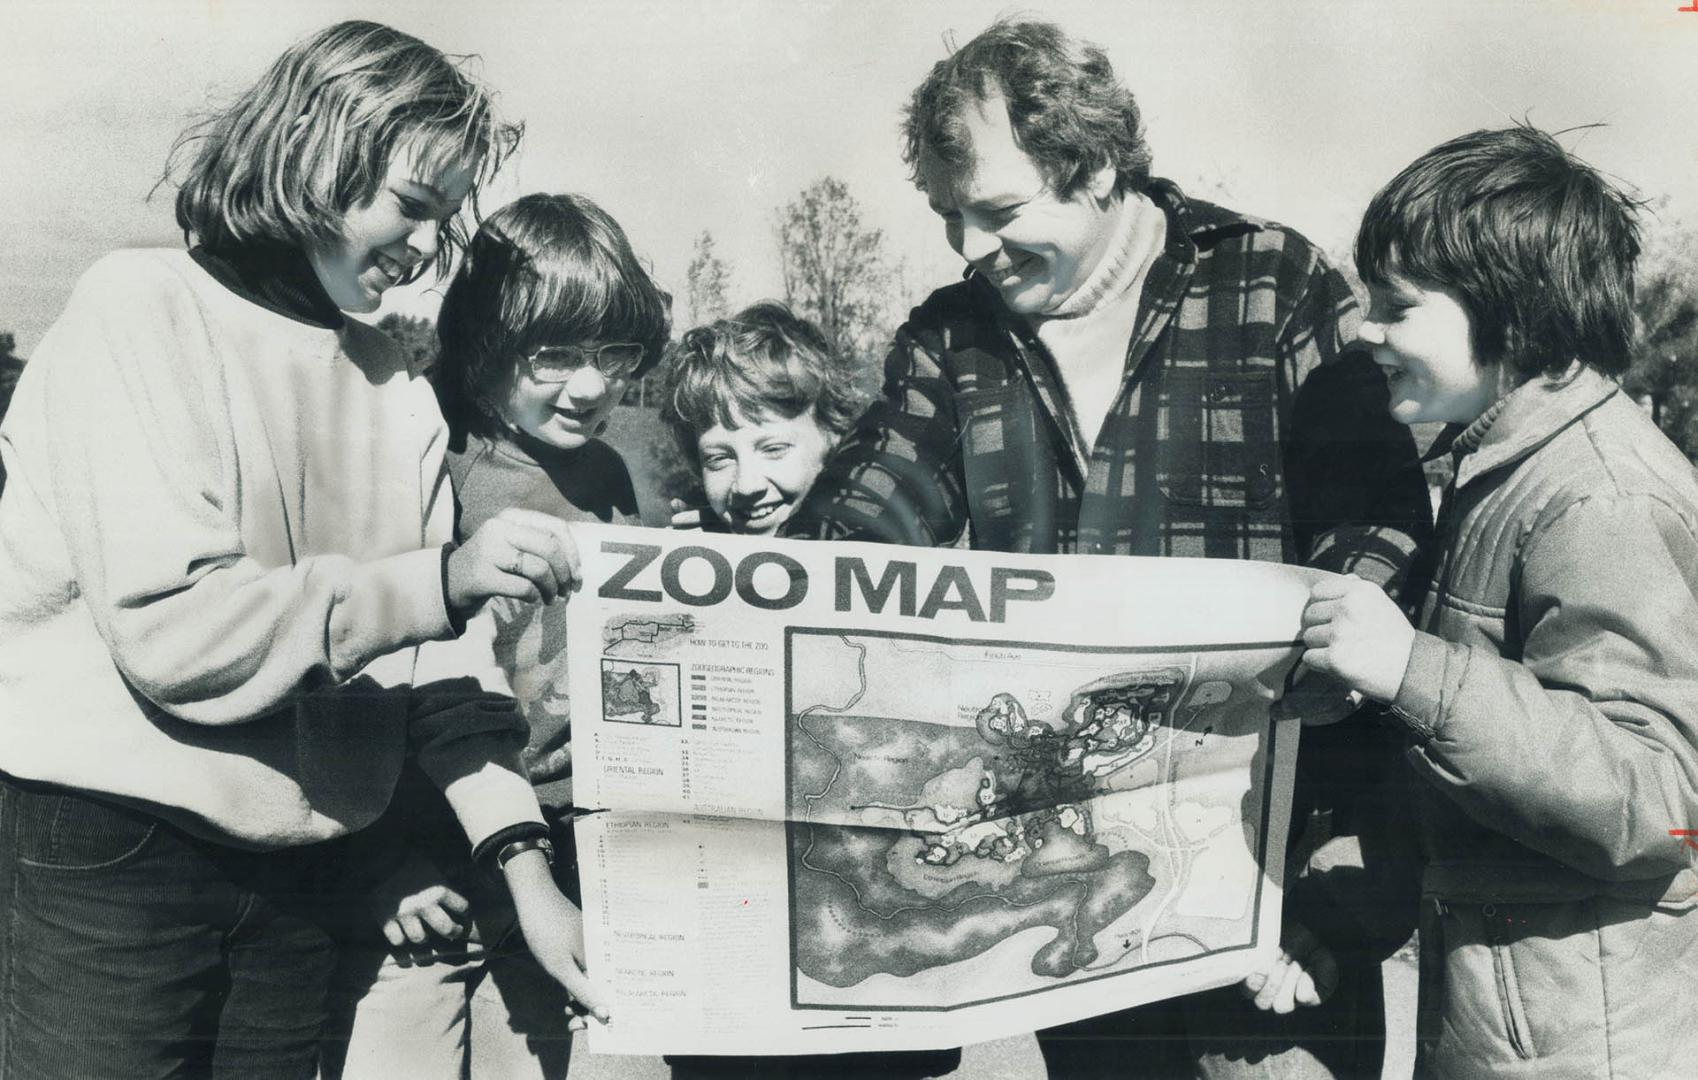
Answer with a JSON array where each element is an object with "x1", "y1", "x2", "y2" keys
[
  {"x1": 730, "y1": 511, "x2": 789, "y2": 537},
  {"x1": 1000, "y1": 282, "x2": 1059, "y2": 316},
  {"x1": 341, "y1": 273, "x2": 390, "y2": 313},
  {"x1": 541, "y1": 432, "x2": 590, "y2": 452},
  {"x1": 334, "y1": 280, "x2": 384, "y2": 314}
]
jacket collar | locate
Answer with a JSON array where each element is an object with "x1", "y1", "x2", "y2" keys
[
  {"x1": 1449, "y1": 365, "x2": 1620, "y2": 489},
  {"x1": 1151, "y1": 177, "x2": 1269, "y2": 257}
]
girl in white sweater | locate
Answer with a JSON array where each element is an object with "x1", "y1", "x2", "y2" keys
[{"x1": 0, "y1": 21, "x2": 602, "y2": 1077}]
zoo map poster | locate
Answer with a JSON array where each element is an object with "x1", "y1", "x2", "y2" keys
[{"x1": 567, "y1": 523, "x2": 1317, "y2": 1056}]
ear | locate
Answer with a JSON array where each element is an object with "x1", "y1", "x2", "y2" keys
[{"x1": 1086, "y1": 160, "x2": 1118, "y2": 203}]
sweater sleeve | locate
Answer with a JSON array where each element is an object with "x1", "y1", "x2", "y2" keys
[
  {"x1": 409, "y1": 606, "x2": 545, "y2": 851},
  {"x1": 40, "y1": 254, "x2": 454, "y2": 725},
  {"x1": 1390, "y1": 493, "x2": 1698, "y2": 882}
]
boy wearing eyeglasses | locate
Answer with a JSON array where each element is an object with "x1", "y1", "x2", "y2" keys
[{"x1": 324, "y1": 192, "x2": 670, "y2": 1080}]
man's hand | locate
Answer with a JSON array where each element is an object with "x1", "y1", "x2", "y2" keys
[
  {"x1": 1240, "y1": 921, "x2": 1339, "y2": 1014},
  {"x1": 1298, "y1": 574, "x2": 1415, "y2": 704},
  {"x1": 504, "y1": 849, "x2": 610, "y2": 1029},
  {"x1": 447, "y1": 508, "x2": 582, "y2": 618}
]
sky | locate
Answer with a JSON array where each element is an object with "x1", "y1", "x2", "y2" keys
[{"x1": 3, "y1": 0, "x2": 1697, "y2": 354}]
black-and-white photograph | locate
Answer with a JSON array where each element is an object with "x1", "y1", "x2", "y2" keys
[{"x1": 2, "y1": 2, "x2": 1696, "y2": 1078}]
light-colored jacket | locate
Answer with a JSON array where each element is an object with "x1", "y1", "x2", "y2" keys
[{"x1": 1388, "y1": 367, "x2": 1698, "y2": 1079}]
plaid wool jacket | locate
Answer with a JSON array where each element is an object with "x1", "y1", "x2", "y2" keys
[{"x1": 788, "y1": 180, "x2": 1431, "y2": 592}]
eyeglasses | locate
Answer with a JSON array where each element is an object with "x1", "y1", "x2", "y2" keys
[{"x1": 522, "y1": 343, "x2": 647, "y2": 383}]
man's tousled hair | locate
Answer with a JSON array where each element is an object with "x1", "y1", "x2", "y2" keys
[{"x1": 902, "y1": 17, "x2": 1152, "y2": 198}]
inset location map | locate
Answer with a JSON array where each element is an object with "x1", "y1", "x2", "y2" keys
[{"x1": 787, "y1": 629, "x2": 1287, "y2": 1012}]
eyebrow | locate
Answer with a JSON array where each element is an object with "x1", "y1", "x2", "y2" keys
[
  {"x1": 933, "y1": 190, "x2": 1036, "y2": 216},
  {"x1": 395, "y1": 179, "x2": 462, "y2": 212}
]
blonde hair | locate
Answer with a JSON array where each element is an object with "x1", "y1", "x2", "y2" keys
[{"x1": 169, "y1": 20, "x2": 520, "y2": 276}]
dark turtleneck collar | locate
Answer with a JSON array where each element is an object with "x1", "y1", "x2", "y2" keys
[
  {"x1": 189, "y1": 243, "x2": 345, "y2": 330},
  {"x1": 491, "y1": 423, "x2": 605, "y2": 469}
]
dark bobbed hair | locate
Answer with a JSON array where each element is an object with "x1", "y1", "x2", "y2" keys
[
  {"x1": 434, "y1": 192, "x2": 672, "y2": 438},
  {"x1": 660, "y1": 301, "x2": 867, "y2": 468},
  {"x1": 1356, "y1": 125, "x2": 1642, "y2": 379},
  {"x1": 169, "y1": 20, "x2": 521, "y2": 279},
  {"x1": 903, "y1": 17, "x2": 1152, "y2": 199}
]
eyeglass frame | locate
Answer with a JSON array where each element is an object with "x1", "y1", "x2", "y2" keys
[{"x1": 520, "y1": 342, "x2": 648, "y2": 384}]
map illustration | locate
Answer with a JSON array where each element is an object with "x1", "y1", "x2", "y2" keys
[
  {"x1": 602, "y1": 659, "x2": 681, "y2": 727},
  {"x1": 604, "y1": 613, "x2": 696, "y2": 651},
  {"x1": 786, "y1": 628, "x2": 1285, "y2": 1011}
]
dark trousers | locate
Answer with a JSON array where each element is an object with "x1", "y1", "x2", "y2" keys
[
  {"x1": 0, "y1": 772, "x2": 340, "y2": 1080},
  {"x1": 667, "y1": 1048, "x2": 962, "y2": 1079},
  {"x1": 1035, "y1": 958, "x2": 1386, "y2": 1080}
]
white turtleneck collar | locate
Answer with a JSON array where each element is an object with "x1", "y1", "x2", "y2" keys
[
  {"x1": 1030, "y1": 191, "x2": 1168, "y2": 460},
  {"x1": 1044, "y1": 190, "x2": 1167, "y2": 321}
]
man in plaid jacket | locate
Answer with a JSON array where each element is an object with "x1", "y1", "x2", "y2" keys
[{"x1": 785, "y1": 16, "x2": 1430, "y2": 1080}]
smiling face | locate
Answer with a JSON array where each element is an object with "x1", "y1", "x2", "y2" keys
[
  {"x1": 696, "y1": 406, "x2": 837, "y2": 536},
  {"x1": 308, "y1": 142, "x2": 477, "y2": 314},
  {"x1": 918, "y1": 94, "x2": 1121, "y2": 316},
  {"x1": 498, "y1": 348, "x2": 627, "y2": 453},
  {"x1": 1359, "y1": 269, "x2": 1515, "y2": 426}
]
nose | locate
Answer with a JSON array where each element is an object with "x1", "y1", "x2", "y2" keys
[
  {"x1": 559, "y1": 363, "x2": 612, "y2": 405},
  {"x1": 956, "y1": 218, "x2": 1000, "y2": 265},
  {"x1": 1356, "y1": 317, "x2": 1386, "y2": 348},
  {"x1": 730, "y1": 458, "x2": 768, "y2": 500},
  {"x1": 407, "y1": 219, "x2": 440, "y2": 262}
]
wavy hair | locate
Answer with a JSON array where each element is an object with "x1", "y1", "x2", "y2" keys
[
  {"x1": 661, "y1": 301, "x2": 867, "y2": 467},
  {"x1": 434, "y1": 192, "x2": 672, "y2": 439},
  {"x1": 903, "y1": 17, "x2": 1152, "y2": 198},
  {"x1": 1356, "y1": 125, "x2": 1642, "y2": 380},
  {"x1": 168, "y1": 20, "x2": 520, "y2": 277}
]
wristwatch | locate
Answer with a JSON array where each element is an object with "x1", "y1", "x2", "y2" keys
[{"x1": 494, "y1": 835, "x2": 555, "y2": 872}]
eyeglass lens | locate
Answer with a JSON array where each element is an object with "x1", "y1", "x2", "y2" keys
[{"x1": 529, "y1": 344, "x2": 645, "y2": 382}]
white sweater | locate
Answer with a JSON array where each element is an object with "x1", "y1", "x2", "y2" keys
[{"x1": 0, "y1": 249, "x2": 541, "y2": 849}]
